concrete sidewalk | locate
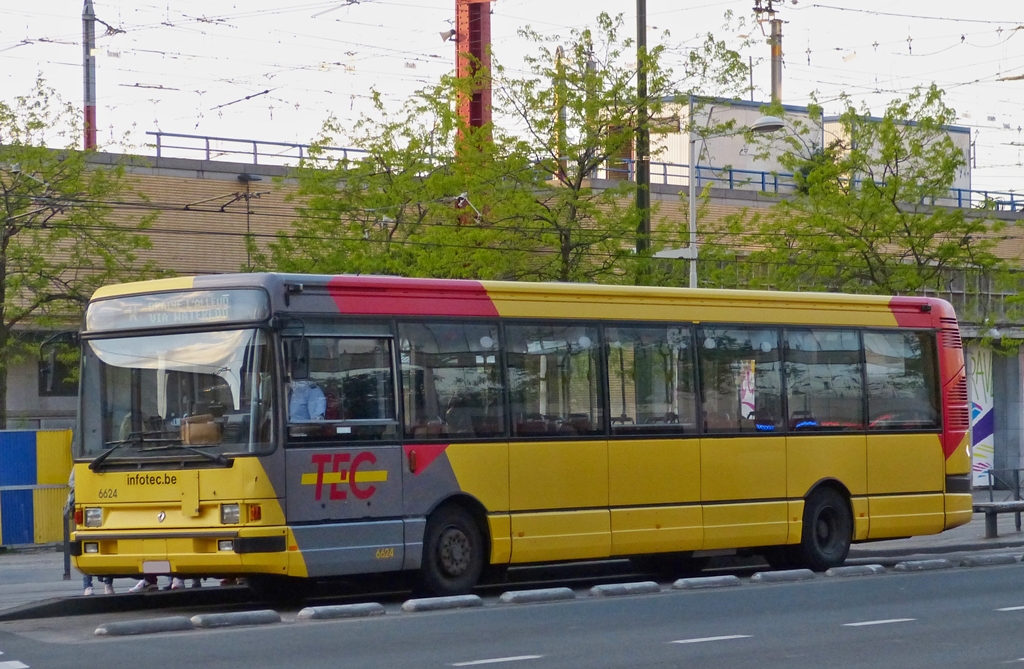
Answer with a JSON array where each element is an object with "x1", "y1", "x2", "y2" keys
[{"x1": 2, "y1": 490, "x2": 1022, "y2": 615}]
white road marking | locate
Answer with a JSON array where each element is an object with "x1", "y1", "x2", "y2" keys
[
  {"x1": 843, "y1": 618, "x2": 915, "y2": 627},
  {"x1": 451, "y1": 656, "x2": 543, "y2": 667},
  {"x1": 998, "y1": 606, "x2": 1024, "y2": 612},
  {"x1": 0, "y1": 661, "x2": 29, "y2": 669},
  {"x1": 671, "y1": 635, "x2": 752, "y2": 644}
]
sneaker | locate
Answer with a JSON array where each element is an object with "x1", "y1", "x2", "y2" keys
[
  {"x1": 170, "y1": 577, "x2": 185, "y2": 590},
  {"x1": 83, "y1": 586, "x2": 94, "y2": 596},
  {"x1": 129, "y1": 579, "x2": 158, "y2": 593},
  {"x1": 103, "y1": 583, "x2": 115, "y2": 595}
]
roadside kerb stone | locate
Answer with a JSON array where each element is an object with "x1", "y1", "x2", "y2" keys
[
  {"x1": 401, "y1": 595, "x2": 483, "y2": 612},
  {"x1": 589, "y1": 581, "x2": 661, "y2": 597},
  {"x1": 95, "y1": 616, "x2": 194, "y2": 637},
  {"x1": 297, "y1": 603, "x2": 386, "y2": 620},
  {"x1": 893, "y1": 558, "x2": 954, "y2": 572},
  {"x1": 750, "y1": 569, "x2": 816, "y2": 583},
  {"x1": 824, "y1": 565, "x2": 886, "y2": 578},
  {"x1": 499, "y1": 587, "x2": 576, "y2": 605},
  {"x1": 672, "y1": 575, "x2": 742, "y2": 590},
  {"x1": 960, "y1": 554, "x2": 1019, "y2": 567},
  {"x1": 190, "y1": 610, "x2": 281, "y2": 629}
]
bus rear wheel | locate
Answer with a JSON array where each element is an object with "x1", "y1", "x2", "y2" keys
[
  {"x1": 420, "y1": 505, "x2": 484, "y2": 596},
  {"x1": 797, "y1": 487, "x2": 852, "y2": 571}
]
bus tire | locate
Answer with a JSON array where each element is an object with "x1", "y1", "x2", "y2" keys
[
  {"x1": 420, "y1": 504, "x2": 484, "y2": 596},
  {"x1": 798, "y1": 487, "x2": 852, "y2": 571}
]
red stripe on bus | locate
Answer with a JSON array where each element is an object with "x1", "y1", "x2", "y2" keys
[{"x1": 327, "y1": 276, "x2": 499, "y2": 317}]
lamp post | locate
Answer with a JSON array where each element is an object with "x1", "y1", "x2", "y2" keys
[
  {"x1": 653, "y1": 97, "x2": 732, "y2": 288},
  {"x1": 654, "y1": 110, "x2": 817, "y2": 288}
]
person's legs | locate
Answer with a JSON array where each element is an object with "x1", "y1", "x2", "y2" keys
[
  {"x1": 100, "y1": 576, "x2": 115, "y2": 594},
  {"x1": 82, "y1": 574, "x2": 94, "y2": 596},
  {"x1": 129, "y1": 575, "x2": 158, "y2": 593}
]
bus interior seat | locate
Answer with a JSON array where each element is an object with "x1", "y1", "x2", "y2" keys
[{"x1": 704, "y1": 410, "x2": 733, "y2": 431}]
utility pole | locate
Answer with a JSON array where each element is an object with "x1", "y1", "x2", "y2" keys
[
  {"x1": 754, "y1": 0, "x2": 784, "y2": 103},
  {"x1": 635, "y1": 0, "x2": 650, "y2": 254},
  {"x1": 83, "y1": 0, "x2": 97, "y2": 150}
]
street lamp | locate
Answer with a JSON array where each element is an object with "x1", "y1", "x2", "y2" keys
[{"x1": 654, "y1": 98, "x2": 747, "y2": 288}]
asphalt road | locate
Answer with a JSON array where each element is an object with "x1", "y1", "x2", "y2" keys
[{"x1": 3, "y1": 563, "x2": 1024, "y2": 669}]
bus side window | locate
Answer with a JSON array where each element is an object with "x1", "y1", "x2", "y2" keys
[
  {"x1": 697, "y1": 327, "x2": 783, "y2": 434},
  {"x1": 398, "y1": 321, "x2": 505, "y2": 440},
  {"x1": 606, "y1": 325, "x2": 696, "y2": 436}
]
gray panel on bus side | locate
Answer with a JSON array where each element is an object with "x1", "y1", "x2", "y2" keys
[
  {"x1": 285, "y1": 445, "x2": 402, "y2": 523},
  {"x1": 403, "y1": 518, "x2": 426, "y2": 570},
  {"x1": 292, "y1": 520, "x2": 404, "y2": 577}
]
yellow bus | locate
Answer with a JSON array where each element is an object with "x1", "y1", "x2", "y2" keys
[{"x1": 70, "y1": 273, "x2": 971, "y2": 597}]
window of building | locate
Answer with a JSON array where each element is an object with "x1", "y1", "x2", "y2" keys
[{"x1": 506, "y1": 323, "x2": 604, "y2": 437}]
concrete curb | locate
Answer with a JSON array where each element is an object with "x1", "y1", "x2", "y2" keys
[
  {"x1": 401, "y1": 595, "x2": 483, "y2": 612},
  {"x1": 824, "y1": 565, "x2": 886, "y2": 577},
  {"x1": 589, "y1": 581, "x2": 661, "y2": 597},
  {"x1": 190, "y1": 610, "x2": 281, "y2": 629},
  {"x1": 499, "y1": 587, "x2": 576, "y2": 604},
  {"x1": 95, "y1": 616, "x2": 194, "y2": 637},
  {"x1": 672, "y1": 575, "x2": 742, "y2": 590},
  {"x1": 960, "y1": 554, "x2": 1019, "y2": 567},
  {"x1": 297, "y1": 603, "x2": 386, "y2": 620},
  {"x1": 750, "y1": 569, "x2": 816, "y2": 583},
  {"x1": 848, "y1": 538, "x2": 1024, "y2": 560},
  {"x1": 893, "y1": 559, "x2": 955, "y2": 572}
]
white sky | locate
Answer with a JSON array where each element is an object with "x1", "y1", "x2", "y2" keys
[{"x1": 1, "y1": 0, "x2": 1022, "y2": 192}]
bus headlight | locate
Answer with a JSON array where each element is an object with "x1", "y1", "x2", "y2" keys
[
  {"x1": 218, "y1": 540, "x2": 234, "y2": 552},
  {"x1": 220, "y1": 503, "x2": 240, "y2": 525},
  {"x1": 84, "y1": 542, "x2": 99, "y2": 554},
  {"x1": 85, "y1": 508, "x2": 103, "y2": 527}
]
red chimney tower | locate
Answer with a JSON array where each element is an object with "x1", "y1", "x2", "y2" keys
[{"x1": 456, "y1": 0, "x2": 491, "y2": 130}]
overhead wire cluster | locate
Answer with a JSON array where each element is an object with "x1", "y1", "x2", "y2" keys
[{"x1": 1, "y1": 0, "x2": 1022, "y2": 182}]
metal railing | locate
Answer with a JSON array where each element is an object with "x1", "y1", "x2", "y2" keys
[
  {"x1": 984, "y1": 467, "x2": 1024, "y2": 532},
  {"x1": 143, "y1": 131, "x2": 1021, "y2": 212},
  {"x1": 145, "y1": 131, "x2": 368, "y2": 166}
]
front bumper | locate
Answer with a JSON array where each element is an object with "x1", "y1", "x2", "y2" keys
[{"x1": 71, "y1": 527, "x2": 295, "y2": 577}]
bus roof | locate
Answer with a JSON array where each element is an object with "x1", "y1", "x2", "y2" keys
[{"x1": 90, "y1": 273, "x2": 954, "y2": 330}]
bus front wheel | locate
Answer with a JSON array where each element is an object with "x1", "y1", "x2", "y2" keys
[
  {"x1": 798, "y1": 487, "x2": 852, "y2": 571},
  {"x1": 420, "y1": 505, "x2": 484, "y2": 596}
]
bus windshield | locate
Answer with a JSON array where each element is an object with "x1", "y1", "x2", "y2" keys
[{"x1": 78, "y1": 329, "x2": 275, "y2": 461}]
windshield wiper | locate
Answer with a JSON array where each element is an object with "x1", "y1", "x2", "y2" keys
[
  {"x1": 90, "y1": 431, "x2": 159, "y2": 470},
  {"x1": 141, "y1": 444, "x2": 231, "y2": 465}
]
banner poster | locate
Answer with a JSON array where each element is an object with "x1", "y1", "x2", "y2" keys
[{"x1": 966, "y1": 346, "x2": 995, "y2": 487}]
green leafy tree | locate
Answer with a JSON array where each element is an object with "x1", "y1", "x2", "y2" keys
[
  {"x1": 700, "y1": 85, "x2": 1019, "y2": 323},
  {"x1": 271, "y1": 13, "x2": 749, "y2": 284},
  {"x1": 0, "y1": 78, "x2": 158, "y2": 427}
]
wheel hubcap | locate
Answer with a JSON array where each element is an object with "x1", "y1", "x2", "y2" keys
[
  {"x1": 815, "y1": 507, "x2": 838, "y2": 553},
  {"x1": 438, "y1": 526, "x2": 471, "y2": 577}
]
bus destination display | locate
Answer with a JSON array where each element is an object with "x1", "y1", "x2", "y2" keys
[{"x1": 86, "y1": 289, "x2": 270, "y2": 332}]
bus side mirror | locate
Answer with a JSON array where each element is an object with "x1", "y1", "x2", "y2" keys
[{"x1": 289, "y1": 338, "x2": 310, "y2": 380}]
